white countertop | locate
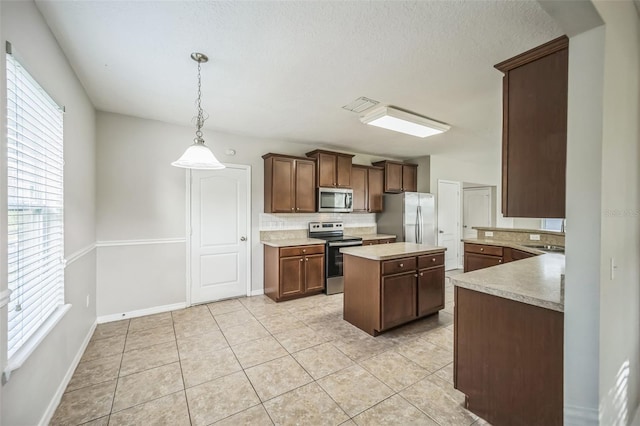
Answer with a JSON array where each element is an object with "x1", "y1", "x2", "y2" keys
[
  {"x1": 261, "y1": 238, "x2": 326, "y2": 248},
  {"x1": 341, "y1": 242, "x2": 446, "y2": 261},
  {"x1": 451, "y1": 253, "x2": 565, "y2": 312}
]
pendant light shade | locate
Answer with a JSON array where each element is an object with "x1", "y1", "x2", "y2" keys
[
  {"x1": 172, "y1": 52, "x2": 225, "y2": 170},
  {"x1": 171, "y1": 143, "x2": 225, "y2": 169}
]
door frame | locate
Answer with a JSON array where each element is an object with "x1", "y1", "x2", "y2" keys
[
  {"x1": 436, "y1": 179, "x2": 462, "y2": 270},
  {"x1": 462, "y1": 186, "x2": 492, "y2": 238},
  {"x1": 185, "y1": 163, "x2": 252, "y2": 306}
]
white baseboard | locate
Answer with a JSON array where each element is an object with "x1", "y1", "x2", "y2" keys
[
  {"x1": 565, "y1": 404, "x2": 599, "y2": 426},
  {"x1": 97, "y1": 302, "x2": 187, "y2": 324},
  {"x1": 39, "y1": 320, "x2": 97, "y2": 426},
  {"x1": 250, "y1": 289, "x2": 265, "y2": 296}
]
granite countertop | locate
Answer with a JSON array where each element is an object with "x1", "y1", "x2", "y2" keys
[
  {"x1": 261, "y1": 238, "x2": 326, "y2": 247},
  {"x1": 451, "y1": 253, "x2": 565, "y2": 312},
  {"x1": 345, "y1": 233, "x2": 396, "y2": 241},
  {"x1": 341, "y1": 242, "x2": 446, "y2": 261},
  {"x1": 463, "y1": 238, "x2": 546, "y2": 255},
  {"x1": 472, "y1": 226, "x2": 565, "y2": 236}
]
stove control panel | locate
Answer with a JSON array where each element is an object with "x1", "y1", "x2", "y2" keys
[{"x1": 309, "y1": 222, "x2": 343, "y2": 233}]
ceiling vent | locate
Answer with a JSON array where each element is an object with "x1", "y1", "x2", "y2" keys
[{"x1": 342, "y1": 97, "x2": 379, "y2": 113}]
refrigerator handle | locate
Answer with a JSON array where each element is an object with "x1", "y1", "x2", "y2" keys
[
  {"x1": 417, "y1": 205, "x2": 422, "y2": 244},
  {"x1": 419, "y1": 205, "x2": 424, "y2": 244},
  {"x1": 415, "y1": 205, "x2": 419, "y2": 243}
]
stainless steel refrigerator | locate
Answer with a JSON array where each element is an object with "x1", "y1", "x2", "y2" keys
[{"x1": 376, "y1": 192, "x2": 436, "y2": 245}]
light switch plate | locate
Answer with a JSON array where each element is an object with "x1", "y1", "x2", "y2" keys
[
  {"x1": 485, "y1": 231, "x2": 494, "y2": 237},
  {"x1": 529, "y1": 234, "x2": 541, "y2": 241}
]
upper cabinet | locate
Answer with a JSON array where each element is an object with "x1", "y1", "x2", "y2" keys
[
  {"x1": 495, "y1": 36, "x2": 568, "y2": 218},
  {"x1": 263, "y1": 153, "x2": 316, "y2": 213},
  {"x1": 306, "y1": 150, "x2": 354, "y2": 188},
  {"x1": 371, "y1": 160, "x2": 418, "y2": 193},
  {"x1": 352, "y1": 165, "x2": 384, "y2": 213}
]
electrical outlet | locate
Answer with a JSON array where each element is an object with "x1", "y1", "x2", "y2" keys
[
  {"x1": 529, "y1": 234, "x2": 541, "y2": 241},
  {"x1": 86, "y1": 295, "x2": 90, "y2": 308},
  {"x1": 485, "y1": 231, "x2": 494, "y2": 237}
]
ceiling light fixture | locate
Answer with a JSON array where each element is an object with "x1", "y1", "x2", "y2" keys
[
  {"x1": 172, "y1": 52, "x2": 225, "y2": 170},
  {"x1": 360, "y1": 106, "x2": 450, "y2": 138}
]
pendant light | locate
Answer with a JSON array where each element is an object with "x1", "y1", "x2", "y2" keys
[{"x1": 172, "y1": 52, "x2": 225, "y2": 170}]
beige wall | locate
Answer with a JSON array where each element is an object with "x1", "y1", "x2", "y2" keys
[
  {"x1": 95, "y1": 111, "x2": 400, "y2": 316},
  {"x1": 594, "y1": 1, "x2": 640, "y2": 423},
  {"x1": 0, "y1": 2, "x2": 97, "y2": 425}
]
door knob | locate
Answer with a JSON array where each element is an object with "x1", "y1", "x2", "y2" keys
[{"x1": 240, "y1": 237, "x2": 247, "y2": 241}]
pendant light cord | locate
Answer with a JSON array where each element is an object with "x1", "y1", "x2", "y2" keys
[{"x1": 195, "y1": 60, "x2": 205, "y2": 144}]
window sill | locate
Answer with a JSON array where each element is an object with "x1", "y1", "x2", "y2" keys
[{"x1": 2, "y1": 303, "x2": 72, "y2": 384}]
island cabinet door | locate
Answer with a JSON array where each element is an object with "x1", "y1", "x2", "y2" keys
[
  {"x1": 380, "y1": 271, "x2": 417, "y2": 330},
  {"x1": 279, "y1": 256, "x2": 305, "y2": 298},
  {"x1": 304, "y1": 254, "x2": 325, "y2": 292},
  {"x1": 418, "y1": 267, "x2": 445, "y2": 317}
]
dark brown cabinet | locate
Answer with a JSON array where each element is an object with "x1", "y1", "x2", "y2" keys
[
  {"x1": 371, "y1": 160, "x2": 418, "y2": 193},
  {"x1": 495, "y1": 36, "x2": 568, "y2": 218},
  {"x1": 264, "y1": 244, "x2": 325, "y2": 302},
  {"x1": 352, "y1": 165, "x2": 384, "y2": 213},
  {"x1": 306, "y1": 150, "x2": 354, "y2": 188},
  {"x1": 463, "y1": 243, "x2": 504, "y2": 272},
  {"x1": 381, "y1": 272, "x2": 417, "y2": 330},
  {"x1": 263, "y1": 153, "x2": 316, "y2": 213},
  {"x1": 362, "y1": 237, "x2": 397, "y2": 246},
  {"x1": 343, "y1": 249, "x2": 446, "y2": 336},
  {"x1": 417, "y1": 253, "x2": 445, "y2": 316}
]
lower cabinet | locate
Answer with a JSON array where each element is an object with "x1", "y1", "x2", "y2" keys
[
  {"x1": 343, "y1": 250, "x2": 446, "y2": 336},
  {"x1": 464, "y1": 243, "x2": 504, "y2": 272},
  {"x1": 381, "y1": 272, "x2": 416, "y2": 330},
  {"x1": 363, "y1": 237, "x2": 396, "y2": 246},
  {"x1": 265, "y1": 244, "x2": 325, "y2": 302}
]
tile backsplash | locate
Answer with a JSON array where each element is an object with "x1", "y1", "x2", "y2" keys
[{"x1": 259, "y1": 213, "x2": 376, "y2": 231}]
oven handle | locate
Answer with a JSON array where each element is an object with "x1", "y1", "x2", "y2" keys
[{"x1": 328, "y1": 241, "x2": 363, "y2": 247}]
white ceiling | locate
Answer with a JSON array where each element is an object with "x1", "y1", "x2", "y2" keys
[{"x1": 35, "y1": 0, "x2": 563, "y2": 162}]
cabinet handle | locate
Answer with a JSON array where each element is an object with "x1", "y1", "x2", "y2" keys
[
  {"x1": 420, "y1": 272, "x2": 424, "y2": 277},
  {"x1": 399, "y1": 263, "x2": 404, "y2": 267},
  {"x1": 300, "y1": 258, "x2": 303, "y2": 262},
  {"x1": 305, "y1": 258, "x2": 309, "y2": 262},
  {"x1": 291, "y1": 208, "x2": 294, "y2": 211},
  {"x1": 499, "y1": 259, "x2": 502, "y2": 263},
  {"x1": 302, "y1": 249, "x2": 306, "y2": 253},
  {"x1": 296, "y1": 208, "x2": 299, "y2": 211},
  {"x1": 480, "y1": 248, "x2": 484, "y2": 252},
  {"x1": 432, "y1": 258, "x2": 436, "y2": 262},
  {"x1": 414, "y1": 274, "x2": 418, "y2": 277}
]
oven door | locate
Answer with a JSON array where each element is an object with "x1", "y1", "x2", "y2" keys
[{"x1": 325, "y1": 240, "x2": 362, "y2": 294}]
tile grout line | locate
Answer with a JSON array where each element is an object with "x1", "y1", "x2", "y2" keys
[{"x1": 170, "y1": 311, "x2": 194, "y2": 426}]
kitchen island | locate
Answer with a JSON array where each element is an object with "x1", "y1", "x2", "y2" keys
[
  {"x1": 452, "y1": 252, "x2": 564, "y2": 426},
  {"x1": 341, "y1": 243, "x2": 446, "y2": 336}
]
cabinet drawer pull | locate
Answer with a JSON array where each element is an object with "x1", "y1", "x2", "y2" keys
[
  {"x1": 414, "y1": 274, "x2": 418, "y2": 277},
  {"x1": 305, "y1": 258, "x2": 309, "y2": 262},
  {"x1": 399, "y1": 263, "x2": 404, "y2": 267},
  {"x1": 420, "y1": 272, "x2": 424, "y2": 277},
  {"x1": 499, "y1": 259, "x2": 502, "y2": 263},
  {"x1": 302, "y1": 249, "x2": 306, "y2": 253},
  {"x1": 480, "y1": 248, "x2": 484, "y2": 251},
  {"x1": 296, "y1": 208, "x2": 300, "y2": 211},
  {"x1": 291, "y1": 208, "x2": 294, "y2": 211},
  {"x1": 300, "y1": 258, "x2": 303, "y2": 262},
  {"x1": 432, "y1": 258, "x2": 436, "y2": 262}
]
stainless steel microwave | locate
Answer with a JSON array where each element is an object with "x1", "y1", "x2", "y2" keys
[{"x1": 317, "y1": 187, "x2": 353, "y2": 213}]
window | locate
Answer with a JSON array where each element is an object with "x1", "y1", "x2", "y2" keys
[
  {"x1": 542, "y1": 218, "x2": 565, "y2": 232},
  {"x1": 6, "y1": 48, "x2": 65, "y2": 361}
]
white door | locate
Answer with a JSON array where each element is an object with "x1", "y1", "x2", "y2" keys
[
  {"x1": 463, "y1": 187, "x2": 491, "y2": 239},
  {"x1": 190, "y1": 165, "x2": 250, "y2": 304},
  {"x1": 437, "y1": 180, "x2": 461, "y2": 271}
]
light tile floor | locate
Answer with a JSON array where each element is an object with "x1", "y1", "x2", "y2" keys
[{"x1": 52, "y1": 270, "x2": 491, "y2": 425}]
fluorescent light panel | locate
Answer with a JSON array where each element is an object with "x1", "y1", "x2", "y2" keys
[{"x1": 360, "y1": 106, "x2": 450, "y2": 138}]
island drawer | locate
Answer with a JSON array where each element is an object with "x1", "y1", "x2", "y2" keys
[
  {"x1": 280, "y1": 245, "x2": 325, "y2": 257},
  {"x1": 382, "y1": 257, "x2": 417, "y2": 275},
  {"x1": 465, "y1": 243, "x2": 503, "y2": 257},
  {"x1": 418, "y1": 253, "x2": 445, "y2": 269}
]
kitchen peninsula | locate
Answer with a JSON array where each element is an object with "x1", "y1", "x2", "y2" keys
[
  {"x1": 452, "y1": 251, "x2": 565, "y2": 426},
  {"x1": 341, "y1": 243, "x2": 446, "y2": 336}
]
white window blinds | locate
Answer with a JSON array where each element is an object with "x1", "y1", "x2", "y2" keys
[{"x1": 6, "y1": 50, "x2": 64, "y2": 360}]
